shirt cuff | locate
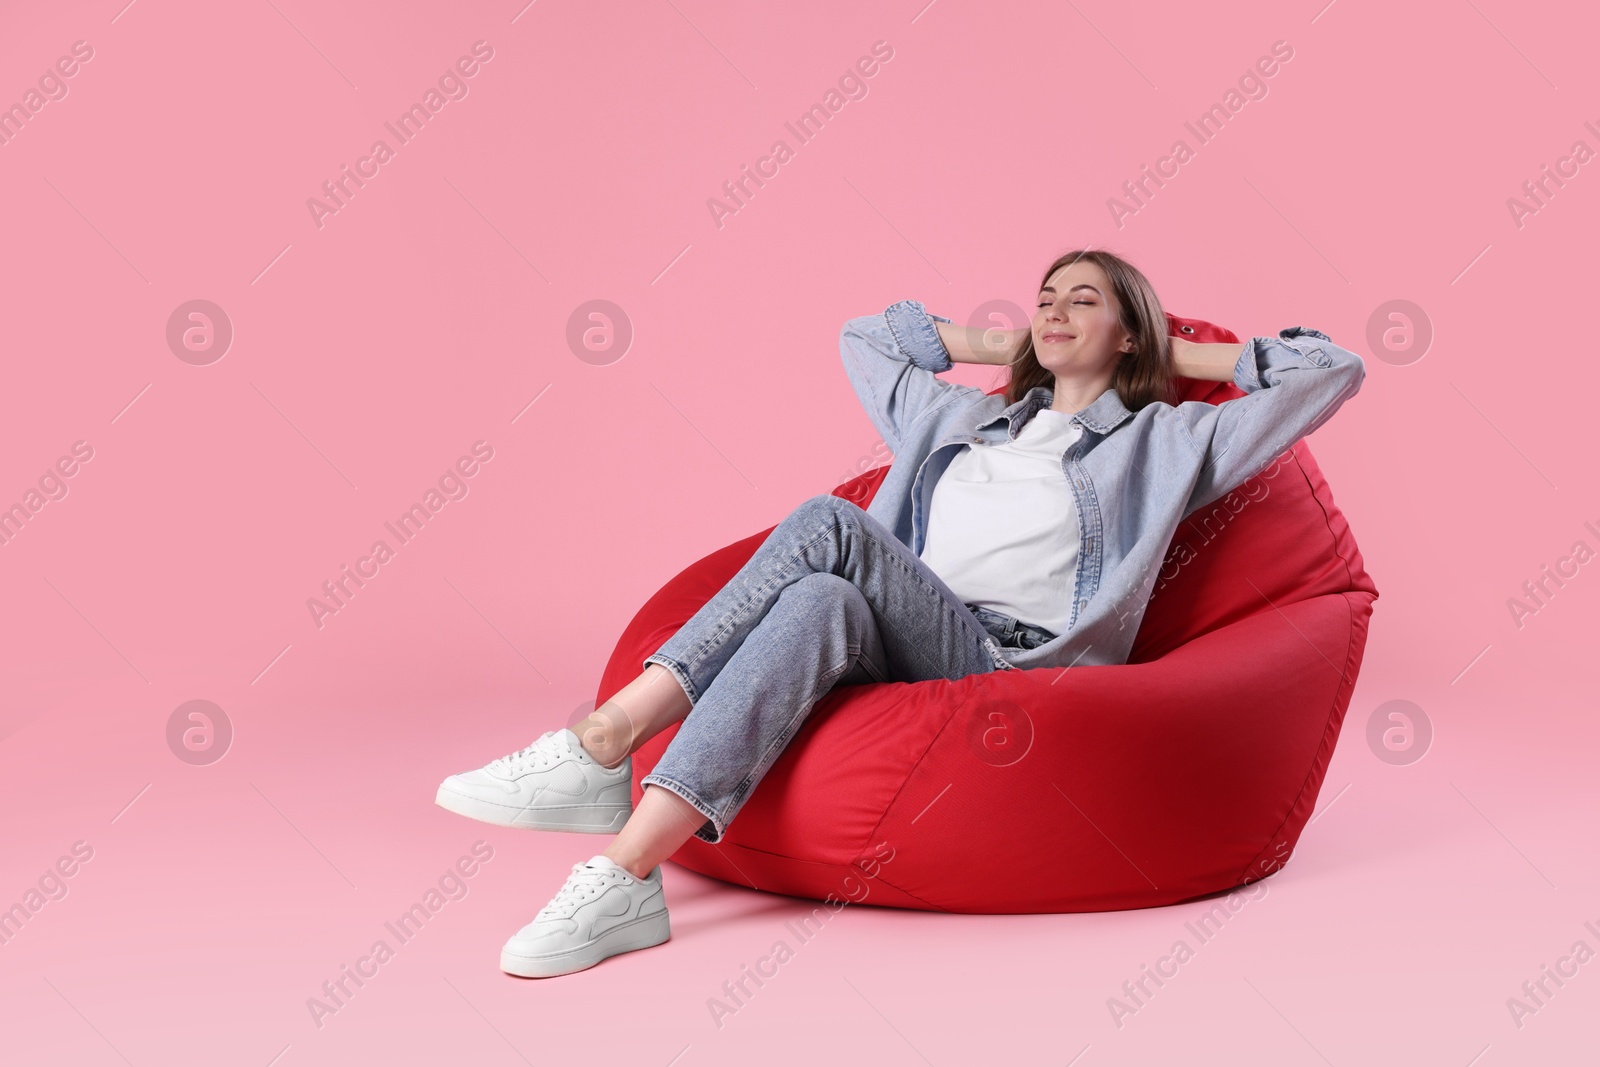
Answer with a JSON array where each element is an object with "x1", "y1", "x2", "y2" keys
[
  {"x1": 1233, "y1": 326, "x2": 1335, "y2": 392},
  {"x1": 884, "y1": 299, "x2": 955, "y2": 373}
]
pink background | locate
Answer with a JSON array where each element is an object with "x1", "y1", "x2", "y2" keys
[{"x1": 2, "y1": 0, "x2": 1597, "y2": 1063}]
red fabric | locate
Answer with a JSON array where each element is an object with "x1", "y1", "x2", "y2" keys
[{"x1": 595, "y1": 314, "x2": 1378, "y2": 913}]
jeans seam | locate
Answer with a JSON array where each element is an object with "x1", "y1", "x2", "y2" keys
[
  {"x1": 865, "y1": 527, "x2": 993, "y2": 679},
  {"x1": 849, "y1": 637, "x2": 888, "y2": 683},
  {"x1": 723, "y1": 652, "x2": 857, "y2": 819},
  {"x1": 679, "y1": 519, "x2": 841, "y2": 684},
  {"x1": 641, "y1": 653, "x2": 699, "y2": 706},
  {"x1": 639, "y1": 772, "x2": 724, "y2": 841}
]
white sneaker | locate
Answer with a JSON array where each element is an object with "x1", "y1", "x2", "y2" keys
[
  {"x1": 501, "y1": 855, "x2": 670, "y2": 977},
  {"x1": 435, "y1": 729, "x2": 633, "y2": 833}
]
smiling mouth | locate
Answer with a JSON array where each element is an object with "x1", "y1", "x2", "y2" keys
[{"x1": 1040, "y1": 333, "x2": 1076, "y2": 343}]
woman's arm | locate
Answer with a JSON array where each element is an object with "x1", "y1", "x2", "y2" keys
[
  {"x1": 934, "y1": 322, "x2": 1026, "y2": 365},
  {"x1": 839, "y1": 301, "x2": 985, "y2": 455},
  {"x1": 1166, "y1": 327, "x2": 1367, "y2": 515},
  {"x1": 1169, "y1": 335, "x2": 1246, "y2": 382}
]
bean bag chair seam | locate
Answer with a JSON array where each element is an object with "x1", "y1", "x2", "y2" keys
[
  {"x1": 697, "y1": 841, "x2": 951, "y2": 911},
  {"x1": 1234, "y1": 588, "x2": 1361, "y2": 885},
  {"x1": 707, "y1": 841, "x2": 847, "y2": 886},
  {"x1": 693, "y1": 843, "x2": 836, "y2": 898},
  {"x1": 710, "y1": 840, "x2": 806, "y2": 864},
  {"x1": 863, "y1": 870, "x2": 952, "y2": 912},
  {"x1": 1289, "y1": 444, "x2": 1362, "y2": 593},
  {"x1": 1228, "y1": 444, "x2": 1374, "y2": 884},
  {"x1": 706, "y1": 843, "x2": 959, "y2": 912},
  {"x1": 860, "y1": 680, "x2": 985, "y2": 863}
]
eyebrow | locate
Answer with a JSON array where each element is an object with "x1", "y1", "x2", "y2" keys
[{"x1": 1040, "y1": 284, "x2": 1103, "y2": 296}]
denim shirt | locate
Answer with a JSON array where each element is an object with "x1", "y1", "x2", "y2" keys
[{"x1": 839, "y1": 299, "x2": 1367, "y2": 672}]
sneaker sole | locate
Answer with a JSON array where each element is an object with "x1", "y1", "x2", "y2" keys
[
  {"x1": 434, "y1": 785, "x2": 632, "y2": 834},
  {"x1": 501, "y1": 909, "x2": 671, "y2": 978}
]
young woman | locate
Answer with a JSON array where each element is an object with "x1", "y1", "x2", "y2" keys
[{"x1": 435, "y1": 249, "x2": 1367, "y2": 978}]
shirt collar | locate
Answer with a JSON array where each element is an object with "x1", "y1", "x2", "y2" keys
[{"x1": 977, "y1": 385, "x2": 1135, "y2": 440}]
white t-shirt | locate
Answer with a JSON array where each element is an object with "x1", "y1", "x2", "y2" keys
[{"x1": 918, "y1": 408, "x2": 1083, "y2": 636}]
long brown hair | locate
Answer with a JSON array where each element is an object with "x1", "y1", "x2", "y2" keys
[{"x1": 1002, "y1": 249, "x2": 1178, "y2": 411}]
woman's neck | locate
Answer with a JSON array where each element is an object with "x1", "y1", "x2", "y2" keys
[{"x1": 1049, "y1": 373, "x2": 1114, "y2": 415}]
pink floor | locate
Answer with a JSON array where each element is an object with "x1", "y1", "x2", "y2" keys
[
  {"x1": 5, "y1": 673, "x2": 1600, "y2": 1065},
  {"x1": 4, "y1": 1, "x2": 1598, "y2": 1064}
]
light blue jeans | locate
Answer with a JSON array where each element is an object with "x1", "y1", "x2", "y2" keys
[{"x1": 641, "y1": 493, "x2": 1056, "y2": 843}]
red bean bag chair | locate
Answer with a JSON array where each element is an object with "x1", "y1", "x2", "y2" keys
[{"x1": 595, "y1": 314, "x2": 1378, "y2": 913}]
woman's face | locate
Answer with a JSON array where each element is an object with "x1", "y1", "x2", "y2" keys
[{"x1": 1031, "y1": 261, "x2": 1135, "y2": 380}]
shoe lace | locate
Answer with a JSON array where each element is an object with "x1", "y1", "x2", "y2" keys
[
  {"x1": 537, "y1": 863, "x2": 623, "y2": 921},
  {"x1": 487, "y1": 730, "x2": 568, "y2": 778}
]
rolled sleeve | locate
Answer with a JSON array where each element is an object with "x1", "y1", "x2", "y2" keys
[
  {"x1": 1233, "y1": 326, "x2": 1338, "y2": 394},
  {"x1": 884, "y1": 298, "x2": 955, "y2": 373}
]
